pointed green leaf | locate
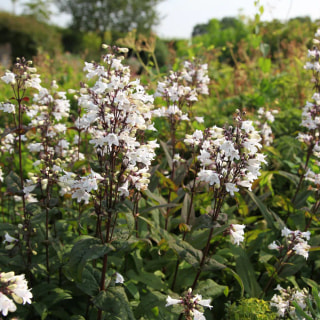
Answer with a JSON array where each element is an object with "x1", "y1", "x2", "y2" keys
[
  {"x1": 5, "y1": 171, "x2": 23, "y2": 195},
  {"x1": 93, "y1": 287, "x2": 135, "y2": 320},
  {"x1": 65, "y1": 235, "x2": 115, "y2": 282},
  {"x1": 246, "y1": 190, "x2": 274, "y2": 229},
  {"x1": 181, "y1": 192, "x2": 195, "y2": 225},
  {"x1": 231, "y1": 246, "x2": 262, "y2": 297},
  {"x1": 160, "y1": 140, "x2": 173, "y2": 170}
]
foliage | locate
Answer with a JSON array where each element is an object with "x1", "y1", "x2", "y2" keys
[
  {"x1": 55, "y1": 0, "x2": 164, "y2": 40},
  {"x1": 225, "y1": 298, "x2": 277, "y2": 319},
  {"x1": 0, "y1": 11, "x2": 61, "y2": 60}
]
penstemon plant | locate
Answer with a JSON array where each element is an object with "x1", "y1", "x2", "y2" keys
[{"x1": 0, "y1": 24, "x2": 320, "y2": 320}]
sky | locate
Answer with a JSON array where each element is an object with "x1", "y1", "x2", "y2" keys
[{"x1": 1, "y1": 0, "x2": 320, "y2": 39}]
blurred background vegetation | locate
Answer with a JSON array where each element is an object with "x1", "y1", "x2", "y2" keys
[{"x1": 0, "y1": 0, "x2": 319, "y2": 138}]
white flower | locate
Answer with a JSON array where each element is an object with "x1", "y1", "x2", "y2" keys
[
  {"x1": 23, "y1": 184, "x2": 37, "y2": 196},
  {"x1": 118, "y1": 180, "x2": 129, "y2": 197},
  {"x1": 270, "y1": 293, "x2": 289, "y2": 317},
  {"x1": 220, "y1": 140, "x2": 239, "y2": 161},
  {"x1": 194, "y1": 294, "x2": 213, "y2": 310},
  {"x1": 28, "y1": 143, "x2": 44, "y2": 153},
  {"x1": 1, "y1": 72, "x2": 16, "y2": 85},
  {"x1": 0, "y1": 103, "x2": 15, "y2": 114},
  {"x1": 230, "y1": 224, "x2": 245, "y2": 245},
  {"x1": 268, "y1": 241, "x2": 280, "y2": 251},
  {"x1": 195, "y1": 117, "x2": 204, "y2": 123},
  {"x1": 3, "y1": 232, "x2": 18, "y2": 244},
  {"x1": 0, "y1": 293, "x2": 16, "y2": 316},
  {"x1": 281, "y1": 227, "x2": 292, "y2": 238},
  {"x1": 293, "y1": 239, "x2": 310, "y2": 259},
  {"x1": 165, "y1": 295, "x2": 182, "y2": 307},
  {"x1": 225, "y1": 183, "x2": 239, "y2": 196},
  {"x1": 301, "y1": 231, "x2": 311, "y2": 240},
  {"x1": 193, "y1": 309, "x2": 206, "y2": 320},
  {"x1": 0, "y1": 272, "x2": 32, "y2": 316},
  {"x1": 105, "y1": 133, "x2": 119, "y2": 147},
  {"x1": 25, "y1": 74, "x2": 42, "y2": 91},
  {"x1": 198, "y1": 169, "x2": 220, "y2": 187},
  {"x1": 9, "y1": 274, "x2": 33, "y2": 305},
  {"x1": 115, "y1": 272, "x2": 124, "y2": 284},
  {"x1": 241, "y1": 121, "x2": 255, "y2": 133}
]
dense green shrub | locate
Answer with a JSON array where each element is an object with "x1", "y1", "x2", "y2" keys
[
  {"x1": 225, "y1": 298, "x2": 278, "y2": 320},
  {"x1": 0, "y1": 11, "x2": 61, "y2": 61}
]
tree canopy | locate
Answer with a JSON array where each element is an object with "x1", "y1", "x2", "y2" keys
[{"x1": 55, "y1": 0, "x2": 163, "y2": 37}]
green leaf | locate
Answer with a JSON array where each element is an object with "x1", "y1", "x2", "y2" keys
[
  {"x1": 224, "y1": 268, "x2": 245, "y2": 297},
  {"x1": 292, "y1": 301, "x2": 313, "y2": 320},
  {"x1": 155, "y1": 171, "x2": 178, "y2": 192},
  {"x1": 126, "y1": 269, "x2": 166, "y2": 291},
  {"x1": 5, "y1": 171, "x2": 23, "y2": 195},
  {"x1": 72, "y1": 159, "x2": 88, "y2": 171},
  {"x1": 76, "y1": 264, "x2": 100, "y2": 296},
  {"x1": 33, "y1": 302, "x2": 48, "y2": 320},
  {"x1": 49, "y1": 197, "x2": 59, "y2": 208},
  {"x1": 246, "y1": 190, "x2": 275, "y2": 229},
  {"x1": 135, "y1": 290, "x2": 179, "y2": 320},
  {"x1": 258, "y1": 57, "x2": 271, "y2": 73},
  {"x1": 125, "y1": 281, "x2": 140, "y2": 300},
  {"x1": 195, "y1": 278, "x2": 227, "y2": 299},
  {"x1": 231, "y1": 246, "x2": 262, "y2": 297},
  {"x1": 168, "y1": 238, "x2": 202, "y2": 267},
  {"x1": 192, "y1": 215, "x2": 213, "y2": 230},
  {"x1": 160, "y1": 140, "x2": 173, "y2": 170},
  {"x1": 202, "y1": 256, "x2": 227, "y2": 271},
  {"x1": 140, "y1": 203, "x2": 178, "y2": 214},
  {"x1": 268, "y1": 209, "x2": 286, "y2": 230},
  {"x1": 181, "y1": 192, "x2": 195, "y2": 225},
  {"x1": 65, "y1": 235, "x2": 115, "y2": 282},
  {"x1": 143, "y1": 188, "x2": 167, "y2": 205},
  {"x1": 93, "y1": 287, "x2": 135, "y2": 320},
  {"x1": 259, "y1": 43, "x2": 270, "y2": 57},
  {"x1": 273, "y1": 170, "x2": 299, "y2": 186},
  {"x1": 302, "y1": 277, "x2": 320, "y2": 289},
  {"x1": 293, "y1": 190, "x2": 313, "y2": 208}
]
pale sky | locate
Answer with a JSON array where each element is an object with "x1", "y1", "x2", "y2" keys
[{"x1": 1, "y1": 0, "x2": 320, "y2": 39}]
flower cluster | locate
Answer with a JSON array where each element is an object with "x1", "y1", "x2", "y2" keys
[
  {"x1": 166, "y1": 288, "x2": 213, "y2": 320},
  {"x1": 0, "y1": 272, "x2": 32, "y2": 316},
  {"x1": 268, "y1": 227, "x2": 311, "y2": 259},
  {"x1": 229, "y1": 224, "x2": 246, "y2": 245},
  {"x1": 60, "y1": 46, "x2": 157, "y2": 204},
  {"x1": 270, "y1": 285, "x2": 309, "y2": 318},
  {"x1": 185, "y1": 112, "x2": 266, "y2": 197},
  {"x1": 153, "y1": 59, "x2": 209, "y2": 122},
  {"x1": 254, "y1": 107, "x2": 278, "y2": 146},
  {"x1": 298, "y1": 28, "x2": 320, "y2": 186}
]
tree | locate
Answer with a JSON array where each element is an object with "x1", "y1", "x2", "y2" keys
[
  {"x1": 23, "y1": 0, "x2": 53, "y2": 22},
  {"x1": 191, "y1": 23, "x2": 208, "y2": 37},
  {"x1": 55, "y1": 0, "x2": 164, "y2": 40}
]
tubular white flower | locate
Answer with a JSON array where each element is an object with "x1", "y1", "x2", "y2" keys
[
  {"x1": 1, "y1": 72, "x2": 16, "y2": 85},
  {"x1": 3, "y1": 233, "x2": 18, "y2": 244},
  {"x1": 165, "y1": 295, "x2": 182, "y2": 307},
  {"x1": 194, "y1": 294, "x2": 213, "y2": 310},
  {"x1": 193, "y1": 309, "x2": 206, "y2": 320},
  {"x1": 0, "y1": 293, "x2": 16, "y2": 316},
  {"x1": 0, "y1": 272, "x2": 32, "y2": 316},
  {"x1": 268, "y1": 241, "x2": 280, "y2": 251},
  {"x1": 115, "y1": 272, "x2": 124, "y2": 284},
  {"x1": 293, "y1": 239, "x2": 310, "y2": 259},
  {"x1": 230, "y1": 224, "x2": 246, "y2": 245}
]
